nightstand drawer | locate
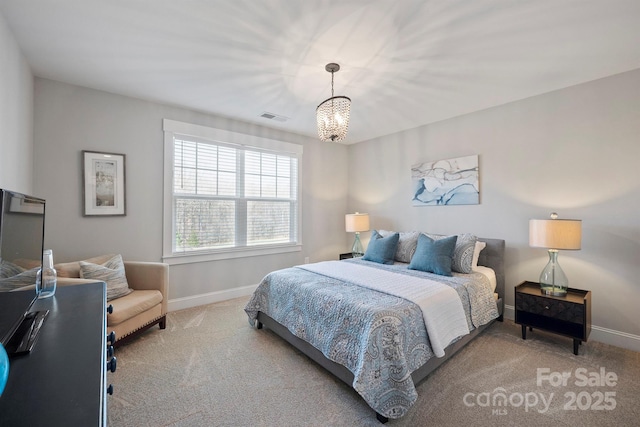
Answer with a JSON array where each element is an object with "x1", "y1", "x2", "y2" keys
[{"x1": 516, "y1": 292, "x2": 584, "y2": 323}]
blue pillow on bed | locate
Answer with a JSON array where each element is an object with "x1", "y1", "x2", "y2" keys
[
  {"x1": 362, "y1": 230, "x2": 399, "y2": 265},
  {"x1": 408, "y1": 234, "x2": 458, "y2": 276}
]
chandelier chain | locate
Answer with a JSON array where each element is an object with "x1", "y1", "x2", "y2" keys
[{"x1": 331, "y1": 70, "x2": 335, "y2": 98}]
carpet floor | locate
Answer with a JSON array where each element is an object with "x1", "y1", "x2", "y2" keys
[{"x1": 108, "y1": 297, "x2": 640, "y2": 427}]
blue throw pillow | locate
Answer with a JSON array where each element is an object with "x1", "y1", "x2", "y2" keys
[
  {"x1": 362, "y1": 230, "x2": 399, "y2": 265},
  {"x1": 408, "y1": 234, "x2": 458, "y2": 276}
]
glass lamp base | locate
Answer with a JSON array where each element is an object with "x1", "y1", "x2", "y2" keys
[
  {"x1": 539, "y1": 249, "x2": 568, "y2": 297},
  {"x1": 351, "y1": 232, "x2": 364, "y2": 257},
  {"x1": 540, "y1": 285, "x2": 567, "y2": 297}
]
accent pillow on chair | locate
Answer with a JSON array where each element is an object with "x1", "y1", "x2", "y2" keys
[{"x1": 79, "y1": 254, "x2": 133, "y2": 301}]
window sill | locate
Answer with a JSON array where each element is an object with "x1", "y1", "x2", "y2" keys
[{"x1": 162, "y1": 243, "x2": 302, "y2": 265}]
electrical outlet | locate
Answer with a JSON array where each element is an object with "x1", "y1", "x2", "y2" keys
[{"x1": 304, "y1": 257, "x2": 310, "y2": 264}]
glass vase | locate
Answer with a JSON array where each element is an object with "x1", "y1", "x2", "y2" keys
[
  {"x1": 539, "y1": 249, "x2": 568, "y2": 296},
  {"x1": 36, "y1": 249, "x2": 57, "y2": 299}
]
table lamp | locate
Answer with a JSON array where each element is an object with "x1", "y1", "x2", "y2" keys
[
  {"x1": 529, "y1": 213, "x2": 582, "y2": 296},
  {"x1": 345, "y1": 212, "x2": 370, "y2": 257}
]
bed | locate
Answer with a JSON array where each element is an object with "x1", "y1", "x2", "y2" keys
[{"x1": 245, "y1": 235, "x2": 505, "y2": 423}]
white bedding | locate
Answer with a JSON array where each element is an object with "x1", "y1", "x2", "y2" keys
[
  {"x1": 472, "y1": 265, "x2": 497, "y2": 292},
  {"x1": 299, "y1": 260, "x2": 470, "y2": 357}
]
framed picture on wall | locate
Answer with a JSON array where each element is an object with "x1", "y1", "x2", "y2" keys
[
  {"x1": 82, "y1": 150, "x2": 126, "y2": 216},
  {"x1": 411, "y1": 154, "x2": 479, "y2": 206}
]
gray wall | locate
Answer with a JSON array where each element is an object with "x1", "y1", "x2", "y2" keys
[
  {"x1": 6, "y1": 5, "x2": 638, "y2": 349},
  {"x1": 0, "y1": 12, "x2": 33, "y2": 194},
  {"x1": 347, "y1": 69, "x2": 640, "y2": 350},
  {"x1": 33, "y1": 78, "x2": 349, "y2": 303}
]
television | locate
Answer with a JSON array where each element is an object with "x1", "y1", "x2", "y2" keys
[{"x1": 0, "y1": 189, "x2": 48, "y2": 355}]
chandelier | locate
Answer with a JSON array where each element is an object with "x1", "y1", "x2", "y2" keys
[{"x1": 316, "y1": 63, "x2": 351, "y2": 142}]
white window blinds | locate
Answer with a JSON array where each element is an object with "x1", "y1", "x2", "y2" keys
[{"x1": 170, "y1": 132, "x2": 299, "y2": 255}]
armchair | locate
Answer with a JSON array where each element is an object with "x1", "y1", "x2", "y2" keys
[{"x1": 56, "y1": 255, "x2": 168, "y2": 346}]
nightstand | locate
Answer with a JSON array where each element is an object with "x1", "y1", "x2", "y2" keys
[
  {"x1": 339, "y1": 252, "x2": 353, "y2": 260},
  {"x1": 515, "y1": 281, "x2": 591, "y2": 355}
]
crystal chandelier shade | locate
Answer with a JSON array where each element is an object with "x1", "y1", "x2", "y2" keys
[{"x1": 316, "y1": 63, "x2": 351, "y2": 142}]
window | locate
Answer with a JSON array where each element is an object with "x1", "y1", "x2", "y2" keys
[{"x1": 163, "y1": 120, "x2": 302, "y2": 264}]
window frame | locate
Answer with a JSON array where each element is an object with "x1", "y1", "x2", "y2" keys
[{"x1": 162, "y1": 119, "x2": 302, "y2": 265}]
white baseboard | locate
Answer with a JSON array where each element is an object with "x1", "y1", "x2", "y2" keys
[
  {"x1": 167, "y1": 284, "x2": 258, "y2": 312},
  {"x1": 589, "y1": 326, "x2": 640, "y2": 352},
  {"x1": 503, "y1": 304, "x2": 515, "y2": 321},
  {"x1": 503, "y1": 304, "x2": 640, "y2": 353}
]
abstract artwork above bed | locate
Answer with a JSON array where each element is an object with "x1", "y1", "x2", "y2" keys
[{"x1": 411, "y1": 154, "x2": 479, "y2": 206}]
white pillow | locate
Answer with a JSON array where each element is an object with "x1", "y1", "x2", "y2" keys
[
  {"x1": 472, "y1": 241, "x2": 486, "y2": 268},
  {"x1": 472, "y1": 241, "x2": 495, "y2": 292}
]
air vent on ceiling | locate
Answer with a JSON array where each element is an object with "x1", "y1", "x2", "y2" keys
[{"x1": 260, "y1": 112, "x2": 288, "y2": 122}]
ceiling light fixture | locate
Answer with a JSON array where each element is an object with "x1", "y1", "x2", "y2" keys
[{"x1": 316, "y1": 63, "x2": 351, "y2": 142}]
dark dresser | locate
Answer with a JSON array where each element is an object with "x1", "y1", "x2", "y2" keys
[{"x1": 0, "y1": 282, "x2": 113, "y2": 426}]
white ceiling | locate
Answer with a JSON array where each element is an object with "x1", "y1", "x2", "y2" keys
[{"x1": 1, "y1": 0, "x2": 639, "y2": 144}]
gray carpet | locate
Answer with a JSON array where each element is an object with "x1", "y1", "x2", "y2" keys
[{"x1": 108, "y1": 297, "x2": 640, "y2": 427}]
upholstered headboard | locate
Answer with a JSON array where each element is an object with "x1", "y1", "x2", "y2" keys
[{"x1": 477, "y1": 238, "x2": 506, "y2": 302}]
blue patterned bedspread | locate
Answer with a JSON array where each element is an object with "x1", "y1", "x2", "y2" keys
[{"x1": 244, "y1": 258, "x2": 498, "y2": 419}]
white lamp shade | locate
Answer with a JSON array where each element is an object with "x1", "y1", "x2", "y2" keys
[
  {"x1": 529, "y1": 219, "x2": 582, "y2": 250},
  {"x1": 345, "y1": 213, "x2": 370, "y2": 233}
]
